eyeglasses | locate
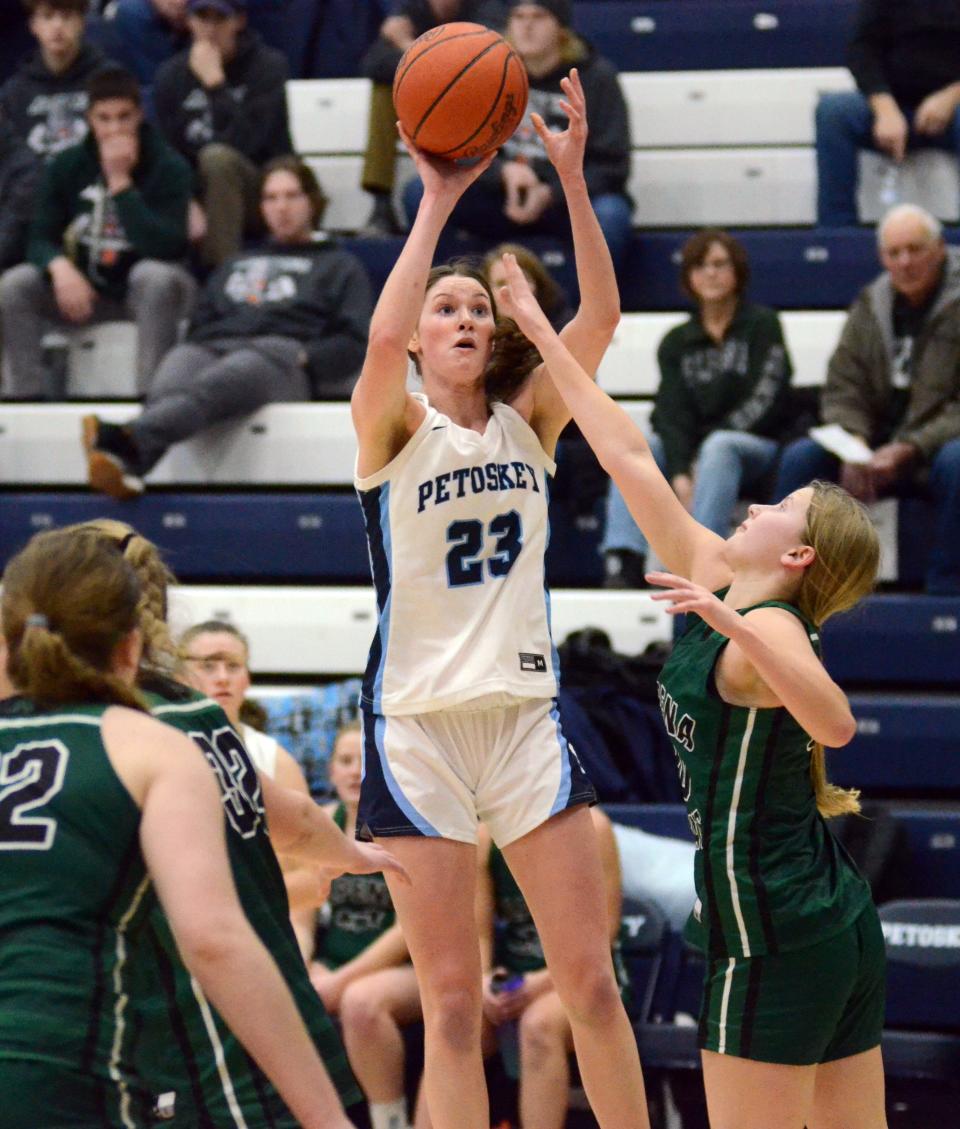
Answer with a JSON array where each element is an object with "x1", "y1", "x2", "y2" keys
[
  {"x1": 182, "y1": 656, "x2": 246, "y2": 676},
  {"x1": 693, "y1": 257, "x2": 734, "y2": 272}
]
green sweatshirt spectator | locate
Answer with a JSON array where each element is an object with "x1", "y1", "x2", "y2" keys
[
  {"x1": 0, "y1": 66, "x2": 196, "y2": 400},
  {"x1": 601, "y1": 229, "x2": 795, "y2": 587}
]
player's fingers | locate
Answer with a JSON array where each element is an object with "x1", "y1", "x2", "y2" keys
[
  {"x1": 530, "y1": 112, "x2": 554, "y2": 142},
  {"x1": 645, "y1": 571, "x2": 689, "y2": 588}
]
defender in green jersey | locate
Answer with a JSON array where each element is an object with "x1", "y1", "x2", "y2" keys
[
  {"x1": 496, "y1": 252, "x2": 888, "y2": 1129},
  {"x1": 0, "y1": 529, "x2": 361, "y2": 1129},
  {"x1": 134, "y1": 675, "x2": 362, "y2": 1127},
  {"x1": 66, "y1": 518, "x2": 408, "y2": 1129}
]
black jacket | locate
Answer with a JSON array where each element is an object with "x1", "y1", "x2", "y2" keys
[
  {"x1": 0, "y1": 42, "x2": 112, "y2": 159},
  {"x1": 153, "y1": 28, "x2": 292, "y2": 167},
  {"x1": 476, "y1": 38, "x2": 630, "y2": 200},
  {"x1": 361, "y1": 1, "x2": 507, "y2": 84},
  {"x1": 0, "y1": 120, "x2": 40, "y2": 269},
  {"x1": 848, "y1": 0, "x2": 960, "y2": 110},
  {"x1": 188, "y1": 238, "x2": 372, "y2": 394}
]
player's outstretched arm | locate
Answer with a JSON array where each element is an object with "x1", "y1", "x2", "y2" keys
[
  {"x1": 497, "y1": 253, "x2": 724, "y2": 582},
  {"x1": 352, "y1": 133, "x2": 495, "y2": 472},
  {"x1": 260, "y1": 771, "x2": 410, "y2": 884},
  {"x1": 103, "y1": 709, "x2": 356, "y2": 1129},
  {"x1": 520, "y1": 70, "x2": 620, "y2": 447}
]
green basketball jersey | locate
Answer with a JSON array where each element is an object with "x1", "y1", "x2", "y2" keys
[
  {"x1": 656, "y1": 596, "x2": 871, "y2": 960},
  {"x1": 130, "y1": 678, "x2": 360, "y2": 1127},
  {"x1": 319, "y1": 803, "x2": 395, "y2": 969},
  {"x1": 0, "y1": 698, "x2": 157, "y2": 1128}
]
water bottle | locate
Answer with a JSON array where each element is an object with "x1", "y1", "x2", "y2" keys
[
  {"x1": 490, "y1": 970, "x2": 524, "y2": 1080},
  {"x1": 879, "y1": 164, "x2": 900, "y2": 210}
]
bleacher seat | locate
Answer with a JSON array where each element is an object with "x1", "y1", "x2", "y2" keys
[
  {"x1": 620, "y1": 897, "x2": 670, "y2": 1023},
  {"x1": 289, "y1": 65, "x2": 960, "y2": 232},
  {"x1": 879, "y1": 899, "x2": 960, "y2": 1095},
  {"x1": 165, "y1": 586, "x2": 673, "y2": 676},
  {"x1": 823, "y1": 594, "x2": 960, "y2": 687},
  {"x1": 340, "y1": 228, "x2": 907, "y2": 313},
  {"x1": 830, "y1": 695, "x2": 960, "y2": 798},
  {"x1": 571, "y1": 1, "x2": 858, "y2": 72},
  {"x1": 0, "y1": 401, "x2": 650, "y2": 487},
  {"x1": 887, "y1": 807, "x2": 960, "y2": 902}
]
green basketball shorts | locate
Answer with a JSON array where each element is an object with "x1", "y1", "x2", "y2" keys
[{"x1": 698, "y1": 903, "x2": 886, "y2": 1065}]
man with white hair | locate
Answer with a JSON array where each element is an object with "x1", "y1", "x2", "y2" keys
[{"x1": 775, "y1": 204, "x2": 960, "y2": 595}]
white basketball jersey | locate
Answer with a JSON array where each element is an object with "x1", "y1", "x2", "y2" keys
[
  {"x1": 355, "y1": 393, "x2": 559, "y2": 716},
  {"x1": 241, "y1": 724, "x2": 279, "y2": 779}
]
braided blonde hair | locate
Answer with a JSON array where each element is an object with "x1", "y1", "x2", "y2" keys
[
  {"x1": 795, "y1": 482, "x2": 880, "y2": 819},
  {"x1": 61, "y1": 519, "x2": 178, "y2": 677}
]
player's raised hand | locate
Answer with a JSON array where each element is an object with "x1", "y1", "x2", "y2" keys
[
  {"x1": 531, "y1": 68, "x2": 587, "y2": 180},
  {"x1": 646, "y1": 572, "x2": 745, "y2": 638},
  {"x1": 495, "y1": 252, "x2": 553, "y2": 342},
  {"x1": 398, "y1": 122, "x2": 496, "y2": 203}
]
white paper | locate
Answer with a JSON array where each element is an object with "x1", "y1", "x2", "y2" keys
[{"x1": 808, "y1": 424, "x2": 874, "y2": 465}]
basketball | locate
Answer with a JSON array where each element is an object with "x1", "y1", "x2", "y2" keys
[{"x1": 393, "y1": 22, "x2": 529, "y2": 162}]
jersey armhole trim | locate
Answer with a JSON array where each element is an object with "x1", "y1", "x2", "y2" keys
[
  {"x1": 354, "y1": 393, "x2": 435, "y2": 491},
  {"x1": 492, "y1": 400, "x2": 557, "y2": 477}
]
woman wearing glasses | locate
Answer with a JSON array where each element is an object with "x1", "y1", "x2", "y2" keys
[{"x1": 601, "y1": 229, "x2": 796, "y2": 586}]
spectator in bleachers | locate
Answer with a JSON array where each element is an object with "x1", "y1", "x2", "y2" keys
[
  {"x1": 776, "y1": 203, "x2": 960, "y2": 596},
  {"x1": 481, "y1": 240, "x2": 572, "y2": 330},
  {"x1": 0, "y1": 119, "x2": 40, "y2": 271},
  {"x1": 0, "y1": 65, "x2": 194, "y2": 400},
  {"x1": 0, "y1": 4, "x2": 32, "y2": 88},
  {"x1": 81, "y1": 155, "x2": 372, "y2": 497},
  {"x1": 601, "y1": 229, "x2": 794, "y2": 588},
  {"x1": 402, "y1": 1, "x2": 633, "y2": 273},
  {"x1": 359, "y1": 0, "x2": 506, "y2": 237},
  {"x1": 179, "y1": 617, "x2": 321, "y2": 960},
  {"x1": 153, "y1": 0, "x2": 293, "y2": 266},
  {"x1": 90, "y1": 0, "x2": 190, "y2": 109},
  {"x1": 816, "y1": 0, "x2": 960, "y2": 228},
  {"x1": 310, "y1": 721, "x2": 424, "y2": 1129},
  {"x1": 0, "y1": 0, "x2": 114, "y2": 161}
]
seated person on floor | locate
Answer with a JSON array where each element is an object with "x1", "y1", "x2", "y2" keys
[
  {"x1": 82, "y1": 155, "x2": 372, "y2": 498},
  {"x1": 310, "y1": 721, "x2": 427, "y2": 1129}
]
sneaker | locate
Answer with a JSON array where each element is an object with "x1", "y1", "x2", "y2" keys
[
  {"x1": 602, "y1": 548, "x2": 647, "y2": 589},
  {"x1": 82, "y1": 415, "x2": 145, "y2": 500},
  {"x1": 359, "y1": 193, "x2": 403, "y2": 237}
]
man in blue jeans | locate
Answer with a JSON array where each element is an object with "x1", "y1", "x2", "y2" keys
[
  {"x1": 816, "y1": 0, "x2": 960, "y2": 228},
  {"x1": 776, "y1": 205, "x2": 960, "y2": 596}
]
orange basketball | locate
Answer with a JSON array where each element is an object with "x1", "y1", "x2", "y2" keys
[{"x1": 393, "y1": 22, "x2": 529, "y2": 161}]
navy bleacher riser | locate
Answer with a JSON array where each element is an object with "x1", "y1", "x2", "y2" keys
[
  {"x1": 344, "y1": 228, "x2": 960, "y2": 313},
  {"x1": 823, "y1": 595, "x2": 960, "y2": 687},
  {"x1": 0, "y1": 491, "x2": 605, "y2": 587},
  {"x1": 572, "y1": 1, "x2": 858, "y2": 72},
  {"x1": 830, "y1": 695, "x2": 960, "y2": 798}
]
